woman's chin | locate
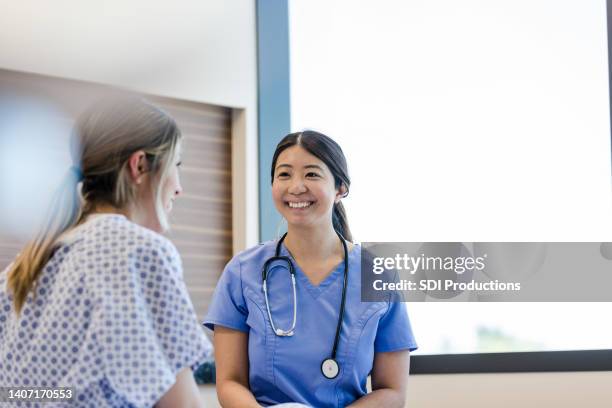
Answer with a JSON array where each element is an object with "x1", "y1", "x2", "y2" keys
[{"x1": 283, "y1": 214, "x2": 319, "y2": 228}]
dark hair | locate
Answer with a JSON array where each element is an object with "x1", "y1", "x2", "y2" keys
[{"x1": 270, "y1": 130, "x2": 352, "y2": 242}]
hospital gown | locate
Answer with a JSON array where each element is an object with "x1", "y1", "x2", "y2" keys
[{"x1": 0, "y1": 214, "x2": 211, "y2": 407}]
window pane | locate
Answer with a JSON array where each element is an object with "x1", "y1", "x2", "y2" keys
[
  {"x1": 408, "y1": 303, "x2": 612, "y2": 354},
  {"x1": 290, "y1": 0, "x2": 612, "y2": 354}
]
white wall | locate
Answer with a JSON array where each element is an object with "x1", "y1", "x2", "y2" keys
[{"x1": 0, "y1": 0, "x2": 259, "y2": 251}]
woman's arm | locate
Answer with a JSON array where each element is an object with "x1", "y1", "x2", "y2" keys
[
  {"x1": 156, "y1": 368, "x2": 204, "y2": 408},
  {"x1": 347, "y1": 350, "x2": 410, "y2": 408},
  {"x1": 214, "y1": 325, "x2": 261, "y2": 408}
]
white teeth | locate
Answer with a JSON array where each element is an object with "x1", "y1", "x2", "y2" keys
[{"x1": 288, "y1": 202, "x2": 312, "y2": 208}]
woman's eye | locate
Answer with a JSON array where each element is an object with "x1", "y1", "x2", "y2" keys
[
  {"x1": 277, "y1": 172, "x2": 290, "y2": 178},
  {"x1": 306, "y1": 172, "x2": 320, "y2": 178}
]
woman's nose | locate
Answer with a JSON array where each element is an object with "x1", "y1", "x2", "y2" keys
[{"x1": 288, "y1": 178, "x2": 307, "y2": 194}]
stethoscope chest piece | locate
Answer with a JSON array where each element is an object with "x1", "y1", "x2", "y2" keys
[{"x1": 321, "y1": 358, "x2": 339, "y2": 379}]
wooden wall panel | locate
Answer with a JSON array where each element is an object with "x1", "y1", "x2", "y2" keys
[{"x1": 0, "y1": 69, "x2": 232, "y2": 320}]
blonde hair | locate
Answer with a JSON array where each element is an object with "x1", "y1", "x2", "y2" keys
[{"x1": 7, "y1": 97, "x2": 181, "y2": 314}]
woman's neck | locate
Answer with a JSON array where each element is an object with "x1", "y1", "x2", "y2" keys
[
  {"x1": 283, "y1": 224, "x2": 343, "y2": 262},
  {"x1": 86, "y1": 204, "x2": 129, "y2": 220}
]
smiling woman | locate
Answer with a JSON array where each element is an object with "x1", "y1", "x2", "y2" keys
[{"x1": 205, "y1": 130, "x2": 417, "y2": 408}]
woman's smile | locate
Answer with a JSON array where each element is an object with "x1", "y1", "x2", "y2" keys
[{"x1": 285, "y1": 200, "x2": 315, "y2": 210}]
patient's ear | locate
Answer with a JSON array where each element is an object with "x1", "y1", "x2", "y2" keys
[{"x1": 127, "y1": 151, "x2": 148, "y2": 184}]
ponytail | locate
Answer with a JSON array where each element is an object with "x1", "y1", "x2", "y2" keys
[
  {"x1": 7, "y1": 166, "x2": 84, "y2": 314},
  {"x1": 7, "y1": 97, "x2": 181, "y2": 315},
  {"x1": 332, "y1": 201, "x2": 352, "y2": 242}
]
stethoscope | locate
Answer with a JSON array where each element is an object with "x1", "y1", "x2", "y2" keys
[{"x1": 262, "y1": 231, "x2": 349, "y2": 380}]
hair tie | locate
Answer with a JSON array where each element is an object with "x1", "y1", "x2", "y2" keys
[{"x1": 69, "y1": 165, "x2": 84, "y2": 182}]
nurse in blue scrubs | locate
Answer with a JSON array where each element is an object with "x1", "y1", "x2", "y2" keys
[{"x1": 204, "y1": 130, "x2": 417, "y2": 407}]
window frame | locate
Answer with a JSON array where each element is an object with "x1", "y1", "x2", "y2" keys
[
  {"x1": 411, "y1": 350, "x2": 612, "y2": 374},
  {"x1": 259, "y1": 0, "x2": 612, "y2": 374}
]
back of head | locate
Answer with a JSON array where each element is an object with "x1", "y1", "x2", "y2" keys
[
  {"x1": 270, "y1": 130, "x2": 352, "y2": 242},
  {"x1": 75, "y1": 97, "x2": 180, "y2": 214},
  {"x1": 7, "y1": 96, "x2": 182, "y2": 314}
]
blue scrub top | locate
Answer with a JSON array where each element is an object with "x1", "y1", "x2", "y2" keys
[{"x1": 204, "y1": 241, "x2": 417, "y2": 408}]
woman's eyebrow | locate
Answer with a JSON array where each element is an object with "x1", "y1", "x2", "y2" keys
[
  {"x1": 304, "y1": 164, "x2": 324, "y2": 171},
  {"x1": 276, "y1": 164, "x2": 324, "y2": 170}
]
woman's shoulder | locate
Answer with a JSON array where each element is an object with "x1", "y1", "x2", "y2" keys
[
  {"x1": 67, "y1": 215, "x2": 182, "y2": 290},
  {"x1": 78, "y1": 217, "x2": 185, "y2": 297},
  {"x1": 231, "y1": 240, "x2": 277, "y2": 264},
  {"x1": 221, "y1": 240, "x2": 278, "y2": 280}
]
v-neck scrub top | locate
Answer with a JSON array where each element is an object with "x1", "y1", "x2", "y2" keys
[{"x1": 204, "y1": 241, "x2": 417, "y2": 408}]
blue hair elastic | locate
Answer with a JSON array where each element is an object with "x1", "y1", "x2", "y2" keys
[{"x1": 69, "y1": 165, "x2": 84, "y2": 182}]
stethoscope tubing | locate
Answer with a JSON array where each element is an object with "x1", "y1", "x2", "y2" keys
[
  {"x1": 331, "y1": 236, "x2": 349, "y2": 360},
  {"x1": 263, "y1": 271, "x2": 297, "y2": 337},
  {"x1": 261, "y1": 231, "x2": 349, "y2": 369}
]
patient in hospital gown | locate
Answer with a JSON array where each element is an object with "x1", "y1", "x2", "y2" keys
[{"x1": 0, "y1": 214, "x2": 211, "y2": 407}]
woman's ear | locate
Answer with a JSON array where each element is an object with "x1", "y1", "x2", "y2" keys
[
  {"x1": 335, "y1": 184, "x2": 348, "y2": 203},
  {"x1": 127, "y1": 151, "x2": 148, "y2": 184}
]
